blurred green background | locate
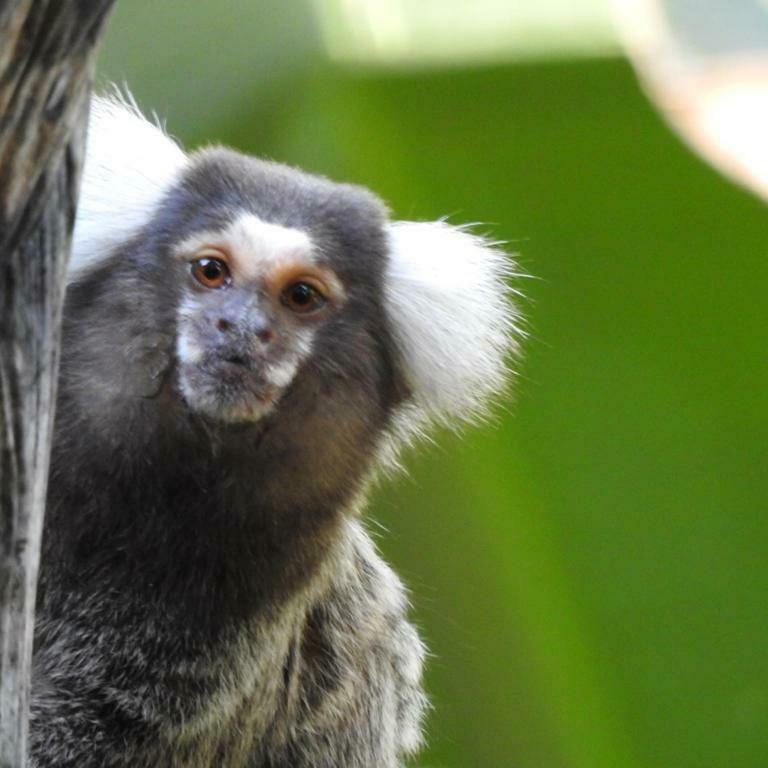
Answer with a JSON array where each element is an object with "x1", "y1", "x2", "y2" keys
[{"x1": 97, "y1": 2, "x2": 768, "y2": 766}]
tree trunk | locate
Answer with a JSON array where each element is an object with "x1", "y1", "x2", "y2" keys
[{"x1": 0, "y1": 2, "x2": 115, "y2": 765}]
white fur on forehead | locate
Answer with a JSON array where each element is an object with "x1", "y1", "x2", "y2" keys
[
  {"x1": 385, "y1": 220, "x2": 522, "y2": 430},
  {"x1": 174, "y1": 213, "x2": 316, "y2": 282},
  {"x1": 68, "y1": 93, "x2": 188, "y2": 282}
]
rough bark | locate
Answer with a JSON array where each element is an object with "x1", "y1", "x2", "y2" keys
[{"x1": 0, "y1": 2, "x2": 115, "y2": 765}]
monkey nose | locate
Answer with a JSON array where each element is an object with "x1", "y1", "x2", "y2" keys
[
  {"x1": 254, "y1": 327, "x2": 274, "y2": 344},
  {"x1": 248, "y1": 314, "x2": 274, "y2": 345},
  {"x1": 214, "y1": 312, "x2": 274, "y2": 345}
]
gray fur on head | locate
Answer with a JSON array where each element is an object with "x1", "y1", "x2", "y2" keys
[{"x1": 30, "y1": 93, "x2": 521, "y2": 767}]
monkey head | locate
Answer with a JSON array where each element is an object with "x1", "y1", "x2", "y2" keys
[{"x1": 66, "y1": 96, "x2": 522, "y2": 470}]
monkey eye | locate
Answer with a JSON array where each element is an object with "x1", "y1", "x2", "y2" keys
[
  {"x1": 281, "y1": 280, "x2": 327, "y2": 314},
  {"x1": 191, "y1": 257, "x2": 231, "y2": 289}
]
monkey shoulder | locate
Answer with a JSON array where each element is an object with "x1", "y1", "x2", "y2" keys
[{"x1": 263, "y1": 519, "x2": 428, "y2": 768}]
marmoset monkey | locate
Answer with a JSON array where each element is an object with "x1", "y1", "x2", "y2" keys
[{"x1": 29, "y1": 96, "x2": 520, "y2": 767}]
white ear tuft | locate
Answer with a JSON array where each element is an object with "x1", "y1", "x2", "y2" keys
[
  {"x1": 385, "y1": 220, "x2": 523, "y2": 433},
  {"x1": 69, "y1": 92, "x2": 188, "y2": 282}
]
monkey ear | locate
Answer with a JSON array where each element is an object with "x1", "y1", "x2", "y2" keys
[
  {"x1": 384, "y1": 220, "x2": 523, "y2": 432},
  {"x1": 69, "y1": 92, "x2": 188, "y2": 282}
]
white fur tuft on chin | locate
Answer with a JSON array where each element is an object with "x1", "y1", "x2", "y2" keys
[
  {"x1": 69, "y1": 92, "x2": 188, "y2": 282},
  {"x1": 384, "y1": 220, "x2": 524, "y2": 436}
]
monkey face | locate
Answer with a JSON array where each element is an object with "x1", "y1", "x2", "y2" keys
[
  {"x1": 173, "y1": 213, "x2": 347, "y2": 424},
  {"x1": 63, "y1": 143, "x2": 406, "y2": 467}
]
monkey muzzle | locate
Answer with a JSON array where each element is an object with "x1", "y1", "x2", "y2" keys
[{"x1": 175, "y1": 298, "x2": 304, "y2": 424}]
